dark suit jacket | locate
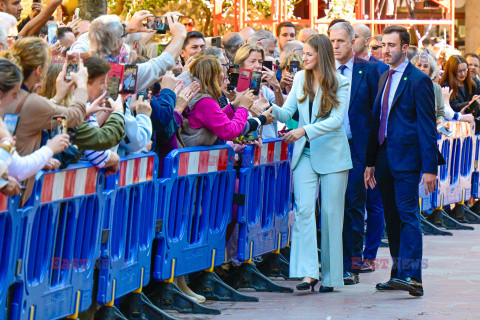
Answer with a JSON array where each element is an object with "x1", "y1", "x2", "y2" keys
[
  {"x1": 369, "y1": 55, "x2": 390, "y2": 75},
  {"x1": 348, "y1": 56, "x2": 381, "y2": 165},
  {"x1": 366, "y1": 61, "x2": 438, "y2": 175}
]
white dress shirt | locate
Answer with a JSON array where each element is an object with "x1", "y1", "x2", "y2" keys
[{"x1": 380, "y1": 57, "x2": 409, "y2": 137}]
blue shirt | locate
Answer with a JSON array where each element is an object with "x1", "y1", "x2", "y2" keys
[
  {"x1": 380, "y1": 57, "x2": 409, "y2": 137},
  {"x1": 336, "y1": 57, "x2": 354, "y2": 139}
]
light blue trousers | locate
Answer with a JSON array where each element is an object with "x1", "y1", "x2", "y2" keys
[{"x1": 289, "y1": 150, "x2": 348, "y2": 287}]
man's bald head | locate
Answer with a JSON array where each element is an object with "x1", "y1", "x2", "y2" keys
[
  {"x1": 279, "y1": 40, "x2": 303, "y2": 64},
  {"x1": 239, "y1": 27, "x2": 255, "y2": 42},
  {"x1": 352, "y1": 23, "x2": 372, "y2": 57},
  {"x1": 298, "y1": 28, "x2": 317, "y2": 43}
]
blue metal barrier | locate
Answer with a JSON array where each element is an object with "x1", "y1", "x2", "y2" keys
[
  {"x1": 472, "y1": 135, "x2": 480, "y2": 198},
  {"x1": 153, "y1": 145, "x2": 235, "y2": 282},
  {"x1": 0, "y1": 195, "x2": 21, "y2": 320},
  {"x1": 234, "y1": 138, "x2": 293, "y2": 262},
  {"x1": 15, "y1": 164, "x2": 104, "y2": 320},
  {"x1": 97, "y1": 153, "x2": 158, "y2": 306}
]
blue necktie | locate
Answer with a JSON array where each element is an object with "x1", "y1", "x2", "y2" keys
[{"x1": 339, "y1": 65, "x2": 347, "y2": 75}]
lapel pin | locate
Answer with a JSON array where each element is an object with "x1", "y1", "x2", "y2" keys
[
  {"x1": 404, "y1": 77, "x2": 407, "y2": 80},
  {"x1": 359, "y1": 71, "x2": 363, "y2": 74}
]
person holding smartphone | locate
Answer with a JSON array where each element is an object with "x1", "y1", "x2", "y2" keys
[
  {"x1": 270, "y1": 34, "x2": 352, "y2": 293},
  {"x1": 234, "y1": 44, "x2": 283, "y2": 139}
]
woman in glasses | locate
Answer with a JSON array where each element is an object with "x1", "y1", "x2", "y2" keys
[{"x1": 440, "y1": 55, "x2": 480, "y2": 112}]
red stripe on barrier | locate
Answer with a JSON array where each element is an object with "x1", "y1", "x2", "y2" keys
[
  {"x1": 267, "y1": 142, "x2": 275, "y2": 163},
  {"x1": 119, "y1": 161, "x2": 127, "y2": 187},
  {"x1": 218, "y1": 149, "x2": 228, "y2": 171},
  {"x1": 254, "y1": 146, "x2": 261, "y2": 166},
  {"x1": 41, "y1": 173, "x2": 55, "y2": 203},
  {"x1": 178, "y1": 153, "x2": 190, "y2": 176},
  {"x1": 63, "y1": 170, "x2": 77, "y2": 198},
  {"x1": 85, "y1": 167, "x2": 97, "y2": 194},
  {"x1": 0, "y1": 194, "x2": 8, "y2": 211},
  {"x1": 147, "y1": 156, "x2": 154, "y2": 180},
  {"x1": 280, "y1": 141, "x2": 288, "y2": 161},
  {"x1": 198, "y1": 151, "x2": 210, "y2": 174},
  {"x1": 133, "y1": 158, "x2": 141, "y2": 184}
]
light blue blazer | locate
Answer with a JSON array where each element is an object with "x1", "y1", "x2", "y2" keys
[{"x1": 272, "y1": 70, "x2": 353, "y2": 174}]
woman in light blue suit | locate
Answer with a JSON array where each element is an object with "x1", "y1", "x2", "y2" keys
[{"x1": 273, "y1": 34, "x2": 352, "y2": 292}]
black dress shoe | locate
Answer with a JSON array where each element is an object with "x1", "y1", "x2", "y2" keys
[
  {"x1": 358, "y1": 259, "x2": 375, "y2": 273},
  {"x1": 296, "y1": 279, "x2": 319, "y2": 292},
  {"x1": 376, "y1": 281, "x2": 397, "y2": 291},
  {"x1": 343, "y1": 271, "x2": 359, "y2": 285},
  {"x1": 388, "y1": 277, "x2": 424, "y2": 296},
  {"x1": 319, "y1": 285, "x2": 333, "y2": 293}
]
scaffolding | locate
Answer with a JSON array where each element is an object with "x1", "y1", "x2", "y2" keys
[{"x1": 213, "y1": 0, "x2": 455, "y2": 45}]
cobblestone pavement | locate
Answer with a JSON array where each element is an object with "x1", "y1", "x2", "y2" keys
[{"x1": 167, "y1": 227, "x2": 480, "y2": 320}]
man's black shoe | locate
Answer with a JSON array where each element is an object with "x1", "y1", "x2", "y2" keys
[
  {"x1": 388, "y1": 277, "x2": 424, "y2": 296},
  {"x1": 375, "y1": 281, "x2": 397, "y2": 291},
  {"x1": 343, "y1": 271, "x2": 359, "y2": 285}
]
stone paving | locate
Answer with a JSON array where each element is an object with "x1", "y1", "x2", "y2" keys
[{"x1": 168, "y1": 227, "x2": 480, "y2": 320}]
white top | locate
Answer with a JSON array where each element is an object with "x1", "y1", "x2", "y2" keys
[{"x1": 9, "y1": 146, "x2": 53, "y2": 181}]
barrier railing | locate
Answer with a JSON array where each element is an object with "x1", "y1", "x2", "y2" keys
[{"x1": 2, "y1": 123, "x2": 479, "y2": 319}]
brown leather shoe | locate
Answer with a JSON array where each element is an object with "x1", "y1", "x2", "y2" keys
[{"x1": 388, "y1": 277, "x2": 424, "y2": 296}]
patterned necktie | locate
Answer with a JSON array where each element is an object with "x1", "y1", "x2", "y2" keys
[
  {"x1": 338, "y1": 65, "x2": 347, "y2": 75},
  {"x1": 378, "y1": 69, "x2": 396, "y2": 145}
]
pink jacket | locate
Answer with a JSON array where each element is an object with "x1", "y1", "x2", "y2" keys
[{"x1": 186, "y1": 97, "x2": 249, "y2": 141}]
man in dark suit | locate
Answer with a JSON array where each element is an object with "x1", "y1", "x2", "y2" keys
[
  {"x1": 329, "y1": 22, "x2": 381, "y2": 285},
  {"x1": 364, "y1": 25, "x2": 438, "y2": 296},
  {"x1": 352, "y1": 22, "x2": 388, "y2": 273}
]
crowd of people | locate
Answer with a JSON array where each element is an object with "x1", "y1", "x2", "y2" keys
[{"x1": 0, "y1": 0, "x2": 477, "y2": 302}]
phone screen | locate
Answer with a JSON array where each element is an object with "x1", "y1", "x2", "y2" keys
[
  {"x1": 65, "y1": 55, "x2": 78, "y2": 81},
  {"x1": 147, "y1": 16, "x2": 168, "y2": 34},
  {"x1": 289, "y1": 61, "x2": 300, "y2": 74},
  {"x1": 106, "y1": 76, "x2": 120, "y2": 102},
  {"x1": 51, "y1": 115, "x2": 67, "y2": 137},
  {"x1": 227, "y1": 65, "x2": 240, "y2": 91},
  {"x1": 47, "y1": 24, "x2": 58, "y2": 46},
  {"x1": 122, "y1": 65, "x2": 138, "y2": 94},
  {"x1": 3, "y1": 114, "x2": 20, "y2": 136},
  {"x1": 250, "y1": 71, "x2": 262, "y2": 95},
  {"x1": 262, "y1": 61, "x2": 273, "y2": 70}
]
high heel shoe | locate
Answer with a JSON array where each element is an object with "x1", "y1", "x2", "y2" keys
[
  {"x1": 296, "y1": 279, "x2": 319, "y2": 292},
  {"x1": 319, "y1": 285, "x2": 334, "y2": 293}
]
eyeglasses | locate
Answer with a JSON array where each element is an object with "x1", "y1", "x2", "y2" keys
[{"x1": 457, "y1": 68, "x2": 469, "y2": 74}]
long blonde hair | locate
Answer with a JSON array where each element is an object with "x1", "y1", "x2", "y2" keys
[
  {"x1": 0, "y1": 37, "x2": 50, "y2": 81},
  {"x1": 37, "y1": 63, "x2": 72, "y2": 107},
  {"x1": 190, "y1": 55, "x2": 223, "y2": 100},
  {"x1": 299, "y1": 34, "x2": 339, "y2": 118}
]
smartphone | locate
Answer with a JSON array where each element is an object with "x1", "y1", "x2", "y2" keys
[
  {"x1": 74, "y1": 8, "x2": 80, "y2": 18},
  {"x1": 289, "y1": 60, "x2": 300, "y2": 74},
  {"x1": 106, "y1": 76, "x2": 120, "y2": 108},
  {"x1": 122, "y1": 65, "x2": 138, "y2": 94},
  {"x1": 262, "y1": 60, "x2": 273, "y2": 71},
  {"x1": 47, "y1": 24, "x2": 58, "y2": 46},
  {"x1": 147, "y1": 16, "x2": 169, "y2": 34},
  {"x1": 3, "y1": 114, "x2": 20, "y2": 136},
  {"x1": 244, "y1": 130, "x2": 259, "y2": 141},
  {"x1": 51, "y1": 115, "x2": 67, "y2": 137},
  {"x1": 211, "y1": 36, "x2": 222, "y2": 48},
  {"x1": 438, "y1": 126, "x2": 453, "y2": 137},
  {"x1": 249, "y1": 71, "x2": 262, "y2": 95},
  {"x1": 236, "y1": 68, "x2": 252, "y2": 92},
  {"x1": 227, "y1": 65, "x2": 240, "y2": 91},
  {"x1": 65, "y1": 55, "x2": 78, "y2": 81},
  {"x1": 137, "y1": 90, "x2": 148, "y2": 100}
]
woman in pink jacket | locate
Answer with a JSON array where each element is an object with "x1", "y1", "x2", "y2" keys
[{"x1": 180, "y1": 55, "x2": 255, "y2": 146}]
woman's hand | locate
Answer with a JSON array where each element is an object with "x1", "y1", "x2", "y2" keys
[
  {"x1": 182, "y1": 56, "x2": 195, "y2": 72},
  {"x1": 70, "y1": 59, "x2": 88, "y2": 90},
  {"x1": 460, "y1": 113, "x2": 475, "y2": 123},
  {"x1": 46, "y1": 133, "x2": 70, "y2": 155},
  {"x1": 43, "y1": 158, "x2": 61, "y2": 171},
  {"x1": 161, "y1": 71, "x2": 178, "y2": 91},
  {"x1": 0, "y1": 176, "x2": 21, "y2": 196},
  {"x1": 136, "y1": 96, "x2": 152, "y2": 116},
  {"x1": 262, "y1": 107, "x2": 275, "y2": 125},
  {"x1": 250, "y1": 91, "x2": 270, "y2": 116},
  {"x1": 108, "y1": 95, "x2": 125, "y2": 114},
  {"x1": 126, "y1": 10, "x2": 155, "y2": 34},
  {"x1": 262, "y1": 66, "x2": 280, "y2": 90},
  {"x1": 283, "y1": 127, "x2": 305, "y2": 144},
  {"x1": 233, "y1": 90, "x2": 255, "y2": 110},
  {"x1": 86, "y1": 91, "x2": 112, "y2": 117},
  {"x1": 53, "y1": 63, "x2": 75, "y2": 103},
  {"x1": 175, "y1": 81, "x2": 200, "y2": 113},
  {"x1": 280, "y1": 72, "x2": 294, "y2": 93}
]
